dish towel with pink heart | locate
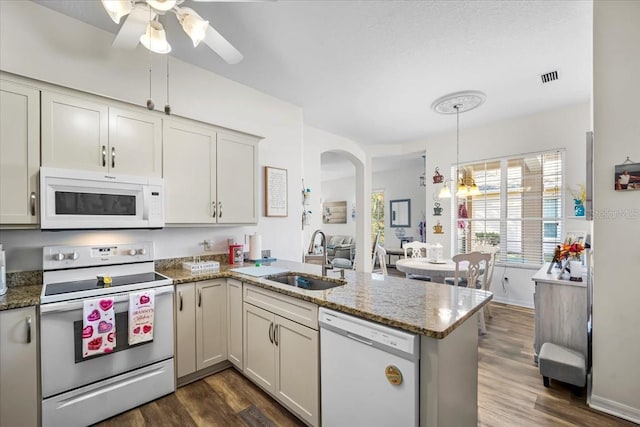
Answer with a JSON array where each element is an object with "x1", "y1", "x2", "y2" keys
[
  {"x1": 128, "y1": 289, "x2": 155, "y2": 345},
  {"x1": 82, "y1": 297, "x2": 116, "y2": 358}
]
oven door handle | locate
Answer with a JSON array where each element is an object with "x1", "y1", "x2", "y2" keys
[{"x1": 40, "y1": 285, "x2": 174, "y2": 314}]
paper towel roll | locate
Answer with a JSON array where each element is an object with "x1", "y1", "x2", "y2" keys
[{"x1": 249, "y1": 234, "x2": 262, "y2": 260}]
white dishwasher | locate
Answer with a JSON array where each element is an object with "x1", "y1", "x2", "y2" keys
[{"x1": 319, "y1": 308, "x2": 419, "y2": 427}]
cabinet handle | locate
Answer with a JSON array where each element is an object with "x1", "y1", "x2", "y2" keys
[
  {"x1": 274, "y1": 324, "x2": 279, "y2": 346},
  {"x1": 30, "y1": 192, "x2": 36, "y2": 216},
  {"x1": 111, "y1": 147, "x2": 116, "y2": 168},
  {"x1": 212, "y1": 201, "x2": 216, "y2": 218},
  {"x1": 102, "y1": 145, "x2": 106, "y2": 167},
  {"x1": 179, "y1": 292, "x2": 183, "y2": 311},
  {"x1": 198, "y1": 289, "x2": 202, "y2": 307},
  {"x1": 26, "y1": 316, "x2": 32, "y2": 344},
  {"x1": 268, "y1": 322, "x2": 274, "y2": 344},
  {"x1": 218, "y1": 201, "x2": 222, "y2": 218}
]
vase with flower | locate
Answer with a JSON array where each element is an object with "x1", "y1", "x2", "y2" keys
[
  {"x1": 558, "y1": 241, "x2": 585, "y2": 281},
  {"x1": 568, "y1": 184, "x2": 587, "y2": 217}
]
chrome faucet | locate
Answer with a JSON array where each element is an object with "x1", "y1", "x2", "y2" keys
[{"x1": 308, "y1": 229, "x2": 333, "y2": 276}]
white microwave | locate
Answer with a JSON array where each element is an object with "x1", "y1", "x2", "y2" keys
[{"x1": 40, "y1": 167, "x2": 164, "y2": 230}]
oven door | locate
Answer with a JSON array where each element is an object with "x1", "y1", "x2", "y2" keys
[{"x1": 40, "y1": 285, "x2": 174, "y2": 398}]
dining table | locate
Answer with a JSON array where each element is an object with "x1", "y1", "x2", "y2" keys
[{"x1": 395, "y1": 258, "x2": 465, "y2": 283}]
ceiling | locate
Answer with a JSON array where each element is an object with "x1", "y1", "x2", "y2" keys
[{"x1": 34, "y1": 0, "x2": 592, "y2": 147}]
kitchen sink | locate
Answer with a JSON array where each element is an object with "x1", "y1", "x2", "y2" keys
[{"x1": 266, "y1": 273, "x2": 346, "y2": 291}]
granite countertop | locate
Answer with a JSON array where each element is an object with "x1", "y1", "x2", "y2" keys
[
  {"x1": 160, "y1": 260, "x2": 492, "y2": 339},
  {"x1": 0, "y1": 285, "x2": 42, "y2": 311}
]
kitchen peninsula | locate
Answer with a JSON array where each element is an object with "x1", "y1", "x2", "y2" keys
[{"x1": 161, "y1": 259, "x2": 492, "y2": 427}]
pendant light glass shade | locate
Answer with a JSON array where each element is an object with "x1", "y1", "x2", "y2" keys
[
  {"x1": 101, "y1": 0, "x2": 133, "y2": 24},
  {"x1": 178, "y1": 8, "x2": 209, "y2": 47},
  {"x1": 146, "y1": 0, "x2": 177, "y2": 12},
  {"x1": 468, "y1": 180, "x2": 481, "y2": 196},
  {"x1": 140, "y1": 21, "x2": 172, "y2": 54},
  {"x1": 456, "y1": 180, "x2": 469, "y2": 197},
  {"x1": 438, "y1": 183, "x2": 452, "y2": 198}
]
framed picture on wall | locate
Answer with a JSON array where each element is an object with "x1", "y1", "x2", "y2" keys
[
  {"x1": 265, "y1": 166, "x2": 288, "y2": 217},
  {"x1": 323, "y1": 201, "x2": 347, "y2": 224},
  {"x1": 614, "y1": 162, "x2": 640, "y2": 190}
]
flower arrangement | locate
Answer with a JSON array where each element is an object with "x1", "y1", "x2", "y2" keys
[
  {"x1": 568, "y1": 184, "x2": 586, "y2": 204},
  {"x1": 557, "y1": 241, "x2": 585, "y2": 261}
]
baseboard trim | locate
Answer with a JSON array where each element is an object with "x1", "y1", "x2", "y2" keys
[
  {"x1": 177, "y1": 360, "x2": 232, "y2": 388},
  {"x1": 588, "y1": 393, "x2": 640, "y2": 424},
  {"x1": 491, "y1": 295, "x2": 534, "y2": 309}
]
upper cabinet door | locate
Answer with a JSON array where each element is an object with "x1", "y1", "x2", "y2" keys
[
  {"x1": 0, "y1": 80, "x2": 40, "y2": 225},
  {"x1": 163, "y1": 119, "x2": 217, "y2": 223},
  {"x1": 216, "y1": 132, "x2": 258, "y2": 224},
  {"x1": 108, "y1": 107, "x2": 162, "y2": 177},
  {"x1": 41, "y1": 91, "x2": 108, "y2": 172}
]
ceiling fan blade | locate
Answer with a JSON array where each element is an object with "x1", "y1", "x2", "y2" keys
[
  {"x1": 112, "y1": 5, "x2": 156, "y2": 50},
  {"x1": 203, "y1": 25, "x2": 243, "y2": 64}
]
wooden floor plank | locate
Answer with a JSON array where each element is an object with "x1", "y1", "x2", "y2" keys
[{"x1": 93, "y1": 302, "x2": 634, "y2": 427}]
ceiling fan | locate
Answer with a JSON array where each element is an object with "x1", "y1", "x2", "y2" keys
[{"x1": 101, "y1": 0, "x2": 243, "y2": 64}]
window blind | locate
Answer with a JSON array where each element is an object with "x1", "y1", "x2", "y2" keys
[{"x1": 455, "y1": 150, "x2": 563, "y2": 266}]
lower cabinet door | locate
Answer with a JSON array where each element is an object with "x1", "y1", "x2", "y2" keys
[
  {"x1": 275, "y1": 315, "x2": 319, "y2": 427},
  {"x1": 0, "y1": 306, "x2": 38, "y2": 427},
  {"x1": 196, "y1": 279, "x2": 227, "y2": 370},
  {"x1": 227, "y1": 279, "x2": 243, "y2": 369},
  {"x1": 243, "y1": 302, "x2": 276, "y2": 392},
  {"x1": 175, "y1": 283, "x2": 196, "y2": 378}
]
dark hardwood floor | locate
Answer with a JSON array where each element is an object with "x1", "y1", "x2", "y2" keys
[{"x1": 94, "y1": 297, "x2": 633, "y2": 426}]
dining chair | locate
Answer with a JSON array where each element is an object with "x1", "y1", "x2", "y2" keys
[
  {"x1": 402, "y1": 241, "x2": 432, "y2": 281},
  {"x1": 475, "y1": 244, "x2": 499, "y2": 318},
  {"x1": 375, "y1": 245, "x2": 388, "y2": 277},
  {"x1": 451, "y1": 251, "x2": 491, "y2": 334}
]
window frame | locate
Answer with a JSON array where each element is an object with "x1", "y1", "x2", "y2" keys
[{"x1": 452, "y1": 149, "x2": 565, "y2": 268}]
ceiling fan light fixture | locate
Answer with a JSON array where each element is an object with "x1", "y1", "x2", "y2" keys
[
  {"x1": 145, "y1": 0, "x2": 177, "y2": 12},
  {"x1": 178, "y1": 8, "x2": 209, "y2": 47},
  {"x1": 101, "y1": 0, "x2": 133, "y2": 24},
  {"x1": 140, "y1": 21, "x2": 172, "y2": 54}
]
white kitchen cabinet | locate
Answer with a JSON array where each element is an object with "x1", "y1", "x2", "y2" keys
[
  {"x1": 0, "y1": 306, "x2": 38, "y2": 427},
  {"x1": 41, "y1": 90, "x2": 161, "y2": 176},
  {"x1": 175, "y1": 280, "x2": 227, "y2": 379},
  {"x1": 163, "y1": 118, "x2": 259, "y2": 225},
  {"x1": 243, "y1": 285, "x2": 319, "y2": 426},
  {"x1": 227, "y1": 279, "x2": 243, "y2": 369},
  {"x1": 0, "y1": 79, "x2": 40, "y2": 226}
]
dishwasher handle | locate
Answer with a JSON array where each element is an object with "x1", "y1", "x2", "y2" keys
[{"x1": 346, "y1": 332, "x2": 373, "y2": 346}]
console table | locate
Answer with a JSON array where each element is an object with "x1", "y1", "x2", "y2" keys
[{"x1": 532, "y1": 264, "x2": 588, "y2": 363}]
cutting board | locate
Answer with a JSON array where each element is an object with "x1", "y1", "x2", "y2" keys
[{"x1": 229, "y1": 266, "x2": 289, "y2": 277}]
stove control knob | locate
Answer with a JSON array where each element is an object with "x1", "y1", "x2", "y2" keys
[
  {"x1": 53, "y1": 252, "x2": 65, "y2": 261},
  {"x1": 128, "y1": 249, "x2": 137, "y2": 256},
  {"x1": 137, "y1": 248, "x2": 147, "y2": 255},
  {"x1": 68, "y1": 252, "x2": 79, "y2": 260}
]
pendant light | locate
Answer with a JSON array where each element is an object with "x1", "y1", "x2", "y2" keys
[{"x1": 431, "y1": 91, "x2": 486, "y2": 198}]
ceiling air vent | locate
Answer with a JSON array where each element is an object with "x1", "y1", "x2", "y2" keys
[{"x1": 540, "y1": 70, "x2": 559, "y2": 84}]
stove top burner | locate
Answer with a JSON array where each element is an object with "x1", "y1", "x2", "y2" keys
[{"x1": 44, "y1": 272, "x2": 166, "y2": 297}]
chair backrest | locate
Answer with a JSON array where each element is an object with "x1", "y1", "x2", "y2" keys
[
  {"x1": 376, "y1": 245, "x2": 388, "y2": 276},
  {"x1": 403, "y1": 241, "x2": 428, "y2": 259},
  {"x1": 452, "y1": 252, "x2": 491, "y2": 288},
  {"x1": 371, "y1": 231, "x2": 381, "y2": 265},
  {"x1": 475, "y1": 244, "x2": 498, "y2": 291}
]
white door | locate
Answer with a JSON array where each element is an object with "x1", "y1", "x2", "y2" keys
[
  {"x1": 0, "y1": 306, "x2": 38, "y2": 427},
  {"x1": 41, "y1": 91, "x2": 108, "y2": 171},
  {"x1": 227, "y1": 279, "x2": 243, "y2": 369},
  {"x1": 216, "y1": 132, "x2": 257, "y2": 224},
  {"x1": 196, "y1": 280, "x2": 227, "y2": 370},
  {"x1": 163, "y1": 119, "x2": 217, "y2": 223},
  {"x1": 243, "y1": 303, "x2": 275, "y2": 392},
  {"x1": 175, "y1": 283, "x2": 196, "y2": 378},
  {"x1": 275, "y1": 316, "x2": 319, "y2": 426},
  {"x1": 0, "y1": 80, "x2": 39, "y2": 225},
  {"x1": 108, "y1": 107, "x2": 162, "y2": 176}
]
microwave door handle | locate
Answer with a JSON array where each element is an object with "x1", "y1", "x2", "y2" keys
[{"x1": 142, "y1": 187, "x2": 150, "y2": 220}]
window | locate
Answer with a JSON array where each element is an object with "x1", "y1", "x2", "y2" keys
[
  {"x1": 455, "y1": 150, "x2": 563, "y2": 266},
  {"x1": 371, "y1": 190, "x2": 385, "y2": 245}
]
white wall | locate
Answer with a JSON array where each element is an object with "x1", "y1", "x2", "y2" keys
[
  {"x1": 320, "y1": 177, "x2": 357, "y2": 238},
  {"x1": 372, "y1": 165, "x2": 427, "y2": 248},
  {"x1": 591, "y1": 1, "x2": 640, "y2": 422},
  {"x1": 0, "y1": 1, "x2": 304, "y2": 270}
]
